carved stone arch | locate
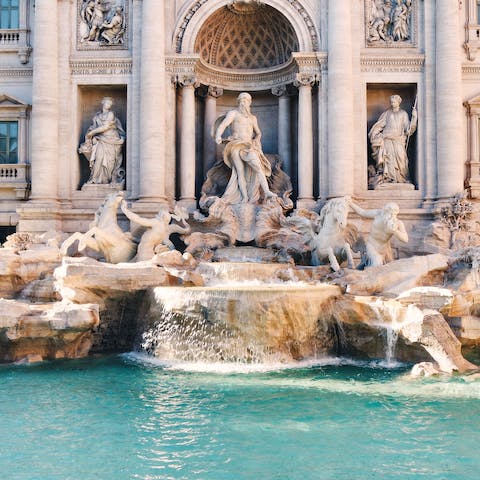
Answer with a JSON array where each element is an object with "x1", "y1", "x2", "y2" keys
[{"x1": 174, "y1": 0, "x2": 319, "y2": 55}]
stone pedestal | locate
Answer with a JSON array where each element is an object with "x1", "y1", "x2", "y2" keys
[{"x1": 231, "y1": 203, "x2": 257, "y2": 243}]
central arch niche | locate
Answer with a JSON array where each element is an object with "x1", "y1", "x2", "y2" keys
[{"x1": 194, "y1": 3, "x2": 299, "y2": 70}]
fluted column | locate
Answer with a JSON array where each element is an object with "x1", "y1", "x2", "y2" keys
[
  {"x1": 272, "y1": 86, "x2": 291, "y2": 178},
  {"x1": 436, "y1": 1, "x2": 464, "y2": 199},
  {"x1": 138, "y1": 0, "x2": 166, "y2": 204},
  {"x1": 179, "y1": 75, "x2": 198, "y2": 211},
  {"x1": 203, "y1": 86, "x2": 223, "y2": 175},
  {"x1": 295, "y1": 74, "x2": 315, "y2": 208},
  {"x1": 30, "y1": 0, "x2": 58, "y2": 202},
  {"x1": 327, "y1": 0, "x2": 354, "y2": 197}
]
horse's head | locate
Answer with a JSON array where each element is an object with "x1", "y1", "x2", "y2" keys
[
  {"x1": 104, "y1": 191, "x2": 125, "y2": 209},
  {"x1": 320, "y1": 197, "x2": 349, "y2": 229}
]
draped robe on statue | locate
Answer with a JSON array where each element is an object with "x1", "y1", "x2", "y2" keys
[
  {"x1": 221, "y1": 139, "x2": 272, "y2": 204},
  {"x1": 369, "y1": 108, "x2": 415, "y2": 184}
]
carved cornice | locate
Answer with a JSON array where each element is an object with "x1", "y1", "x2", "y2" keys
[
  {"x1": 0, "y1": 68, "x2": 32, "y2": 78},
  {"x1": 462, "y1": 64, "x2": 480, "y2": 75},
  {"x1": 175, "y1": 0, "x2": 319, "y2": 53},
  {"x1": 70, "y1": 59, "x2": 132, "y2": 76},
  {"x1": 166, "y1": 55, "x2": 200, "y2": 85},
  {"x1": 166, "y1": 52, "x2": 326, "y2": 91},
  {"x1": 194, "y1": 56, "x2": 297, "y2": 91},
  {"x1": 360, "y1": 55, "x2": 425, "y2": 72}
]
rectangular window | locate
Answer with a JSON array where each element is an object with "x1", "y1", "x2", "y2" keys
[
  {"x1": 0, "y1": 121, "x2": 18, "y2": 164},
  {"x1": 477, "y1": 0, "x2": 480, "y2": 24},
  {"x1": 0, "y1": 0, "x2": 19, "y2": 29}
]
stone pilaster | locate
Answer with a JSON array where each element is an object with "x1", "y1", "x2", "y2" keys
[
  {"x1": 179, "y1": 75, "x2": 198, "y2": 212},
  {"x1": 327, "y1": 0, "x2": 354, "y2": 198},
  {"x1": 295, "y1": 74, "x2": 315, "y2": 209},
  {"x1": 436, "y1": 0, "x2": 464, "y2": 199},
  {"x1": 203, "y1": 86, "x2": 223, "y2": 175},
  {"x1": 138, "y1": 0, "x2": 166, "y2": 205},
  {"x1": 272, "y1": 86, "x2": 291, "y2": 178},
  {"x1": 30, "y1": 0, "x2": 59, "y2": 203},
  {"x1": 17, "y1": 0, "x2": 60, "y2": 232}
]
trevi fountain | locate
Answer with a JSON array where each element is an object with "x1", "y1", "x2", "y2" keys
[{"x1": 1, "y1": 1, "x2": 480, "y2": 479}]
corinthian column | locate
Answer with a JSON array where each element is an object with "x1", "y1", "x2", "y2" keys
[
  {"x1": 30, "y1": 0, "x2": 58, "y2": 202},
  {"x1": 203, "y1": 86, "x2": 223, "y2": 175},
  {"x1": 138, "y1": 0, "x2": 166, "y2": 204},
  {"x1": 272, "y1": 86, "x2": 291, "y2": 178},
  {"x1": 327, "y1": 0, "x2": 354, "y2": 197},
  {"x1": 295, "y1": 74, "x2": 315, "y2": 208},
  {"x1": 179, "y1": 75, "x2": 198, "y2": 211},
  {"x1": 436, "y1": 1, "x2": 464, "y2": 199}
]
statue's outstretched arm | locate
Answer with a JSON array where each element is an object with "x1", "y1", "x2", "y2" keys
[
  {"x1": 349, "y1": 201, "x2": 377, "y2": 219},
  {"x1": 120, "y1": 201, "x2": 154, "y2": 228}
]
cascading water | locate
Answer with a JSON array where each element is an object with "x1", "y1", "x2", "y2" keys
[{"x1": 139, "y1": 282, "x2": 342, "y2": 365}]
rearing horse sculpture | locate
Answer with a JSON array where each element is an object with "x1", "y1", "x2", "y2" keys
[
  {"x1": 310, "y1": 197, "x2": 357, "y2": 272},
  {"x1": 61, "y1": 191, "x2": 136, "y2": 263}
]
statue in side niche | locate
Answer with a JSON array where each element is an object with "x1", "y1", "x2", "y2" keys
[
  {"x1": 368, "y1": 94, "x2": 417, "y2": 186},
  {"x1": 349, "y1": 201, "x2": 408, "y2": 267},
  {"x1": 79, "y1": 97, "x2": 125, "y2": 186},
  {"x1": 214, "y1": 92, "x2": 276, "y2": 204},
  {"x1": 120, "y1": 202, "x2": 190, "y2": 262}
]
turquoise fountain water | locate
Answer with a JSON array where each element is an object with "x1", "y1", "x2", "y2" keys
[{"x1": 1, "y1": 354, "x2": 479, "y2": 480}]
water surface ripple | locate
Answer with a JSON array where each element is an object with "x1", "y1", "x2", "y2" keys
[{"x1": 1, "y1": 355, "x2": 479, "y2": 480}]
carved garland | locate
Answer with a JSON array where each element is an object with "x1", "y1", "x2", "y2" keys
[{"x1": 175, "y1": 0, "x2": 319, "y2": 53}]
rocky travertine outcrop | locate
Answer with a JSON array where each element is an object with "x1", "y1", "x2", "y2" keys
[
  {"x1": 335, "y1": 253, "x2": 449, "y2": 296},
  {"x1": 0, "y1": 245, "x2": 62, "y2": 299},
  {"x1": 0, "y1": 238, "x2": 478, "y2": 372},
  {"x1": 55, "y1": 256, "x2": 187, "y2": 305},
  {"x1": 0, "y1": 299, "x2": 99, "y2": 363}
]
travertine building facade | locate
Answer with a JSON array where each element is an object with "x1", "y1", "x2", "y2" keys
[{"x1": 0, "y1": 0, "x2": 478, "y2": 239}]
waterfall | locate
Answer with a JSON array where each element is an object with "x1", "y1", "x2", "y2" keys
[{"x1": 139, "y1": 284, "x2": 341, "y2": 364}]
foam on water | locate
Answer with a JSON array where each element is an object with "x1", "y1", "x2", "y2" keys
[{"x1": 123, "y1": 352, "x2": 480, "y2": 400}]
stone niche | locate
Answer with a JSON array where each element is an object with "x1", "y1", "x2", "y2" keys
[
  {"x1": 193, "y1": 89, "x2": 302, "y2": 200},
  {"x1": 366, "y1": 83, "x2": 417, "y2": 190},
  {"x1": 76, "y1": 85, "x2": 127, "y2": 189}
]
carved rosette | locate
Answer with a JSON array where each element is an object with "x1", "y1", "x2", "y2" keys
[
  {"x1": 77, "y1": 0, "x2": 128, "y2": 50},
  {"x1": 365, "y1": 0, "x2": 417, "y2": 48}
]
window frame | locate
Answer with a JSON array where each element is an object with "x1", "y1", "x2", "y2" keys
[
  {"x1": 0, "y1": 0, "x2": 31, "y2": 64},
  {"x1": 0, "y1": 120, "x2": 18, "y2": 164},
  {"x1": 0, "y1": 0, "x2": 20, "y2": 30}
]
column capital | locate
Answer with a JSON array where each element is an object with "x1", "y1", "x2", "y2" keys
[
  {"x1": 207, "y1": 85, "x2": 223, "y2": 98},
  {"x1": 294, "y1": 73, "x2": 316, "y2": 88},
  {"x1": 271, "y1": 85, "x2": 288, "y2": 97},
  {"x1": 177, "y1": 74, "x2": 199, "y2": 88}
]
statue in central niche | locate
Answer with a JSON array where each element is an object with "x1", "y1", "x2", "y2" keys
[{"x1": 214, "y1": 92, "x2": 276, "y2": 204}]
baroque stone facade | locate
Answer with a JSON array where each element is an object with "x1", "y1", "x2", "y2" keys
[{"x1": 0, "y1": 0, "x2": 477, "y2": 251}]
